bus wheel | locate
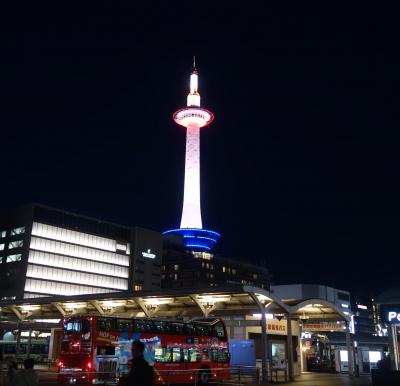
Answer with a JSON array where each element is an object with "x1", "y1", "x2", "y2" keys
[{"x1": 198, "y1": 368, "x2": 211, "y2": 385}]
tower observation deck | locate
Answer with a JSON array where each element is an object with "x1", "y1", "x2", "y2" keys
[{"x1": 163, "y1": 61, "x2": 220, "y2": 251}]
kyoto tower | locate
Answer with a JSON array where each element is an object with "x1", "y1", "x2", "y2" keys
[{"x1": 163, "y1": 60, "x2": 220, "y2": 251}]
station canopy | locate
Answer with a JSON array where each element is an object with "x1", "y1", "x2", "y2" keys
[{"x1": 0, "y1": 285, "x2": 349, "y2": 329}]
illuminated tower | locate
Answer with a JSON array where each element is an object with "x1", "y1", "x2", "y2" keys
[{"x1": 164, "y1": 61, "x2": 220, "y2": 251}]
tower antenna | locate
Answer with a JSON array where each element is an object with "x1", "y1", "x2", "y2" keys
[{"x1": 193, "y1": 55, "x2": 196, "y2": 69}]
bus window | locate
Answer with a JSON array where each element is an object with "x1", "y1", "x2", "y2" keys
[
  {"x1": 82, "y1": 319, "x2": 91, "y2": 340},
  {"x1": 153, "y1": 321, "x2": 163, "y2": 333},
  {"x1": 185, "y1": 323, "x2": 195, "y2": 335},
  {"x1": 118, "y1": 319, "x2": 133, "y2": 332},
  {"x1": 213, "y1": 322, "x2": 225, "y2": 338},
  {"x1": 143, "y1": 320, "x2": 153, "y2": 332},
  {"x1": 189, "y1": 348, "x2": 201, "y2": 362},
  {"x1": 196, "y1": 325, "x2": 211, "y2": 336},
  {"x1": 97, "y1": 318, "x2": 114, "y2": 332},
  {"x1": 97, "y1": 346, "x2": 115, "y2": 355},
  {"x1": 134, "y1": 320, "x2": 144, "y2": 332},
  {"x1": 183, "y1": 349, "x2": 189, "y2": 362},
  {"x1": 172, "y1": 348, "x2": 181, "y2": 362},
  {"x1": 154, "y1": 347, "x2": 171, "y2": 363},
  {"x1": 209, "y1": 348, "x2": 230, "y2": 363}
]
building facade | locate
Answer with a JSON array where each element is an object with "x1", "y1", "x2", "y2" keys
[
  {"x1": 0, "y1": 204, "x2": 162, "y2": 299},
  {"x1": 162, "y1": 235, "x2": 270, "y2": 289}
]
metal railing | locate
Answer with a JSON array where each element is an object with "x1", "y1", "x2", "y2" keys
[{"x1": 57, "y1": 366, "x2": 261, "y2": 386}]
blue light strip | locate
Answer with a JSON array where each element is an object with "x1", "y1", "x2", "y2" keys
[{"x1": 163, "y1": 227, "x2": 221, "y2": 252}]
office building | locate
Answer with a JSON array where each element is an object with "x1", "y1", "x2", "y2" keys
[
  {"x1": 0, "y1": 204, "x2": 162, "y2": 299},
  {"x1": 162, "y1": 235, "x2": 270, "y2": 289}
]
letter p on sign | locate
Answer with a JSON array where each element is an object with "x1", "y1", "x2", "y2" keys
[{"x1": 388, "y1": 311, "x2": 397, "y2": 321}]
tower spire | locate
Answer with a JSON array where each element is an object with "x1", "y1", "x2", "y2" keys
[{"x1": 187, "y1": 58, "x2": 200, "y2": 107}]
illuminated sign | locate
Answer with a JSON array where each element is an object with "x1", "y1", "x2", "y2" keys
[
  {"x1": 142, "y1": 249, "x2": 156, "y2": 259},
  {"x1": 302, "y1": 322, "x2": 346, "y2": 332},
  {"x1": 380, "y1": 305, "x2": 400, "y2": 324},
  {"x1": 388, "y1": 312, "x2": 400, "y2": 322}
]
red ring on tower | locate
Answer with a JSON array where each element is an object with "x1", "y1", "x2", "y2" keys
[{"x1": 173, "y1": 107, "x2": 214, "y2": 128}]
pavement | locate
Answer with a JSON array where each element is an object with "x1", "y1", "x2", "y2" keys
[
  {"x1": 35, "y1": 370, "x2": 372, "y2": 386},
  {"x1": 281, "y1": 372, "x2": 372, "y2": 385}
]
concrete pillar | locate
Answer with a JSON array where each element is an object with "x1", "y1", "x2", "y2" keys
[
  {"x1": 286, "y1": 314, "x2": 294, "y2": 381},
  {"x1": 26, "y1": 329, "x2": 32, "y2": 358},
  {"x1": 15, "y1": 328, "x2": 21, "y2": 364},
  {"x1": 345, "y1": 322, "x2": 354, "y2": 376},
  {"x1": 261, "y1": 311, "x2": 269, "y2": 383},
  {"x1": 298, "y1": 322, "x2": 304, "y2": 373},
  {"x1": 391, "y1": 324, "x2": 399, "y2": 370}
]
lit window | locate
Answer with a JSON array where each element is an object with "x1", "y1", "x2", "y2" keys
[
  {"x1": 0, "y1": 231, "x2": 6, "y2": 238},
  {"x1": 222, "y1": 266, "x2": 226, "y2": 273},
  {"x1": 7, "y1": 254, "x2": 22, "y2": 263},
  {"x1": 10, "y1": 227, "x2": 25, "y2": 236},
  {"x1": 1, "y1": 296, "x2": 16, "y2": 300},
  {"x1": 134, "y1": 285, "x2": 142, "y2": 291},
  {"x1": 253, "y1": 273, "x2": 258, "y2": 279},
  {"x1": 0, "y1": 243, "x2": 4, "y2": 251},
  {"x1": 174, "y1": 274, "x2": 178, "y2": 280},
  {"x1": 116, "y1": 243, "x2": 127, "y2": 251},
  {"x1": 8, "y1": 240, "x2": 23, "y2": 249},
  {"x1": 232, "y1": 269, "x2": 237, "y2": 275},
  {"x1": 174, "y1": 264, "x2": 179, "y2": 271}
]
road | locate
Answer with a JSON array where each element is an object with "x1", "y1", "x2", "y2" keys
[
  {"x1": 278, "y1": 373, "x2": 372, "y2": 385},
  {"x1": 37, "y1": 370, "x2": 372, "y2": 385}
]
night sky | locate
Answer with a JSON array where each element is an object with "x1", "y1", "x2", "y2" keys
[{"x1": 3, "y1": 3, "x2": 399, "y2": 296}]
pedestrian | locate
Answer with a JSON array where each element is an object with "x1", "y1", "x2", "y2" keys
[
  {"x1": 12, "y1": 358, "x2": 38, "y2": 386},
  {"x1": 4, "y1": 360, "x2": 18, "y2": 386},
  {"x1": 119, "y1": 340, "x2": 154, "y2": 386}
]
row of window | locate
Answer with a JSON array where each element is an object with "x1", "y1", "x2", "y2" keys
[
  {"x1": 26, "y1": 264, "x2": 128, "y2": 290},
  {"x1": 0, "y1": 254, "x2": 22, "y2": 264},
  {"x1": 96, "y1": 317, "x2": 225, "y2": 337},
  {"x1": 201, "y1": 263, "x2": 259, "y2": 279},
  {"x1": 31, "y1": 222, "x2": 129, "y2": 254},
  {"x1": 0, "y1": 227, "x2": 25, "y2": 238},
  {"x1": 24, "y1": 278, "x2": 118, "y2": 296},
  {"x1": 28, "y1": 250, "x2": 129, "y2": 279},
  {"x1": 23, "y1": 293, "x2": 48, "y2": 299},
  {"x1": 30, "y1": 236, "x2": 129, "y2": 266},
  {"x1": 0, "y1": 240, "x2": 24, "y2": 251}
]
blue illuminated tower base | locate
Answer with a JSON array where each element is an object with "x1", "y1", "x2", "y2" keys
[{"x1": 163, "y1": 228, "x2": 220, "y2": 252}]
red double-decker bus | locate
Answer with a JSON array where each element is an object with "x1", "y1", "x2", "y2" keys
[{"x1": 57, "y1": 316, "x2": 230, "y2": 385}]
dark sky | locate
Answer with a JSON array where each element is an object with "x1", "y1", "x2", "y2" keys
[{"x1": 3, "y1": 3, "x2": 399, "y2": 296}]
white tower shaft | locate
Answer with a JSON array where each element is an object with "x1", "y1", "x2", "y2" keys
[{"x1": 180, "y1": 122, "x2": 202, "y2": 229}]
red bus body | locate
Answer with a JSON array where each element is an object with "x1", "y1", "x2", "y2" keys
[{"x1": 57, "y1": 316, "x2": 230, "y2": 384}]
